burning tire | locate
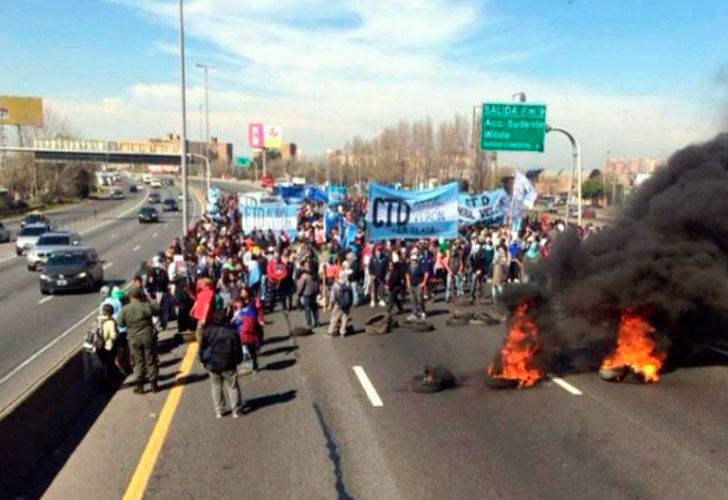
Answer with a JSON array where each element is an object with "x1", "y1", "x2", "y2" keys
[
  {"x1": 290, "y1": 326, "x2": 314, "y2": 337},
  {"x1": 409, "y1": 364, "x2": 455, "y2": 394},
  {"x1": 469, "y1": 312, "x2": 501, "y2": 327},
  {"x1": 445, "y1": 316, "x2": 470, "y2": 327}
]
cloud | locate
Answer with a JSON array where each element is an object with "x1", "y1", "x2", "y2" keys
[{"x1": 83, "y1": 0, "x2": 720, "y2": 167}]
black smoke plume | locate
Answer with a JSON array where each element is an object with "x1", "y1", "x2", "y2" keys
[{"x1": 503, "y1": 133, "x2": 728, "y2": 369}]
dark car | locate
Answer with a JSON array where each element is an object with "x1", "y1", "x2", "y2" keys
[
  {"x1": 162, "y1": 198, "x2": 178, "y2": 212},
  {"x1": 21, "y1": 213, "x2": 50, "y2": 229},
  {"x1": 148, "y1": 192, "x2": 161, "y2": 204},
  {"x1": 162, "y1": 178, "x2": 174, "y2": 187},
  {"x1": 39, "y1": 247, "x2": 104, "y2": 295},
  {"x1": 138, "y1": 206, "x2": 160, "y2": 223},
  {"x1": 110, "y1": 190, "x2": 125, "y2": 200},
  {"x1": 129, "y1": 184, "x2": 140, "y2": 193}
]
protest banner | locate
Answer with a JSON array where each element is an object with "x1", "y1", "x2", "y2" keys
[
  {"x1": 240, "y1": 204, "x2": 299, "y2": 239},
  {"x1": 367, "y1": 182, "x2": 459, "y2": 240},
  {"x1": 326, "y1": 185, "x2": 347, "y2": 205},
  {"x1": 458, "y1": 189, "x2": 510, "y2": 225}
]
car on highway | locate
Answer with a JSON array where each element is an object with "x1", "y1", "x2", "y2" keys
[
  {"x1": 260, "y1": 174, "x2": 275, "y2": 189},
  {"x1": 150, "y1": 180, "x2": 162, "y2": 189},
  {"x1": 148, "y1": 192, "x2": 161, "y2": 204},
  {"x1": 129, "y1": 184, "x2": 140, "y2": 193},
  {"x1": 162, "y1": 198, "x2": 179, "y2": 212},
  {"x1": 138, "y1": 206, "x2": 160, "y2": 223},
  {"x1": 0, "y1": 222, "x2": 11, "y2": 243},
  {"x1": 162, "y1": 178, "x2": 174, "y2": 186},
  {"x1": 15, "y1": 223, "x2": 51, "y2": 256},
  {"x1": 21, "y1": 213, "x2": 50, "y2": 229},
  {"x1": 25, "y1": 231, "x2": 83, "y2": 271},
  {"x1": 110, "y1": 189, "x2": 125, "y2": 200},
  {"x1": 39, "y1": 247, "x2": 105, "y2": 295}
]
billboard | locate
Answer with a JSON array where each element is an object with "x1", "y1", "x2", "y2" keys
[
  {"x1": 264, "y1": 124, "x2": 283, "y2": 150},
  {"x1": 248, "y1": 123, "x2": 264, "y2": 149},
  {"x1": 0, "y1": 96, "x2": 44, "y2": 127}
]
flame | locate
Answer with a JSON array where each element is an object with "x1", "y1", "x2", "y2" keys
[
  {"x1": 601, "y1": 310, "x2": 666, "y2": 383},
  {"x1": 488, "y1": 303, "x2": 543, "y2": 387}
]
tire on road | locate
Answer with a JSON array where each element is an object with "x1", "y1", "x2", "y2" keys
[
  {"x1": 451, "y1": 310, "x2": 475, "y2": 320},
  {"x1": 469, "y1": 312, "x2": 501, "y2": 326},
  {"x1": 290, "y1": 326, "x2": 314, "y2": 337},
  {"x1": 365, "y1": 313, "x2": 391, "y2": 326},
  {"x1": 401, "y1": 319, "x2": 435, "y2": 332},
  {"x1": 445, "y1": 316, "x2": 470, "y2": 327},
  {"x1": 410, "y1": 364, "x2": 455, "y2": 393},
  {"x1": 365, "y1": 323, "x2": 390, "y2": 335}
]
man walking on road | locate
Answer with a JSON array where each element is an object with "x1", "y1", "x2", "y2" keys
[
  {"x1": 327, "y1": 272, "x2": 353, "y2": 337},
  {"x1": 200, "y1": 311, "x2": 244, "y2": 418},
  {"x1": 406, "y1": 253, "x2": 429, "y2": 319},
  {"x1": 118, "y1": 286, "x2": 160, "y2": 394}
]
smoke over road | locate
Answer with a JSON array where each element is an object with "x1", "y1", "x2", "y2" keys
[{"x1": 503, "y1": 133, "x2": 728, "y2": 370}]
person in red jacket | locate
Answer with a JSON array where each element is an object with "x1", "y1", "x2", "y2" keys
[
  {"x1": 233, "y1": 287, "x2": 265, "y2": 372},
  {"x1": 191, "y1": 277, "x2": 215, "y2": 344},
  {"x1": 265, "y1": 251, "x2": 288, "y2": 313}
]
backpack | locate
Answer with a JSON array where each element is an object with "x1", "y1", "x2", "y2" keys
[
  {"x1": 336, "y1": 285, "x2": 353, "y2": 311},
  {"x1": 83, "y1": 324, "x2": 104, "y2": 353}
]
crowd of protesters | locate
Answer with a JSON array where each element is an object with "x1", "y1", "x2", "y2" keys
[{"x1": 90, "y1": 188, "x2": 598, "y2": 416}]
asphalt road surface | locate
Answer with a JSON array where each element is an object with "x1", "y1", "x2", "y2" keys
[{"x1": 28, "y1": 289, "x2": 728, "y2": 499}]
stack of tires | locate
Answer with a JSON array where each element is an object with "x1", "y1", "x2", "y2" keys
[{"x1": 446, "y1": 310, "x2": 501, "y2": 328}]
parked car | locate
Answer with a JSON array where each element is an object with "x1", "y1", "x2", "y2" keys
[
  {"x1": 138, "y1": 206, "x2": 160, "y2": 223},
  {"x1": 110, "y1": 190, "x2": 125, "y2": 200},
  {"x1": 21, "y1": 213, "x2": 50, "y2": 229},
  {"x1": 150, "y1": 180, "x2": 162, "y2": 189},
  {"x1": 15, "y1": 223, "x2": 50, "y2": 256},
  {"x1": 260, "y1": 174, "x2": 275, "y2": 188},
  {"x1": 162, "y1": 178, "x2": 174, "y2": 187},
  {"x1": 39, "y1": 247, "x2": 105, "y2": 295},
  {"x1": 129, "y1": 184, "x2": 140, "y2": 193},
  {"x1": 148, "y1": 192, "x2": 161, "y2": 204},
  {"x1": 162, "y1": 198, "x2": 179, "y2": 212},
  {"x1": 0, "y1": 222, "x2": 10, "y2": 243},
  {"x1": 26, "y1": 231, "x2": 83, "y2": 271}
]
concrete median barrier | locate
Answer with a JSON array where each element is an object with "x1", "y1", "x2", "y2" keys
[{"x1": 0, "y1": 347, "x2": 105, "y2": 498}]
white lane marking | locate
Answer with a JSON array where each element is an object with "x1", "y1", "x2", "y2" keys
[
  {"x1": 103, "y1": 262, "x2": 114, "y2": 270},
  {"x1": 132, "y1": 245, "x2": 141, "y2": 252},
  {"x1": 78, "y1": 188, "x2": 148, "y2": 237},
  {"x1": 353, "y1": 366, "x2": 383, "y2": 407},
  {"x1": 38, "y1": 296, "x2": 53, "y2": 304},
  {"x1": 547, "y1": 374, "x2": 583, "y2": 396},
  {"x1": 152, "y1": 232, "x2": 158, "y2": 238},
  {"x1": 708, "y1": 346, "x2": 728, "y2": 359},
  {"x1": 0, "y1": 255, "x2": 14, "y2": 264},
  {"x1": 164, "y1": 223, "x2": 168, "y2": 228},
  {"x1": 109, "y1": 233, "x2": 118, "y2": 240}
]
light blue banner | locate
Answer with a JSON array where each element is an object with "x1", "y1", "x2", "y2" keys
[
  {"x1": 240, "y1": 204, "x2": 299, "y2": 239},
  {"x1": 367, "y1": 182, "x2": 460, "y2": 241},
  {"x1": 206, "y1": 187, "x2": 221, "y2": 216},
  {"x1": 326, "y1": 185, "x2": 347, "y2": 205},
  {"x1": 458, "y1": 189, "x2": 509, "y2": 225}
]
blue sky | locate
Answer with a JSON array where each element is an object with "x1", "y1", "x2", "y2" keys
[{"x1": 1, "y1": 0, "x2": 726, "y2": 168}]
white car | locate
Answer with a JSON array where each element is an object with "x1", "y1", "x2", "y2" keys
[
  {"x1": 150, "y1": 180, "x2": 162, "y2": 188},
  {"x1": 26, "y1": 231, "x2": 83, "y2": 270},
  {"x1": 15, "y1": 223, "x2": 51, "y2": 256}
]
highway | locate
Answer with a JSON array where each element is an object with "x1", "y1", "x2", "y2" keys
[{"x1": 27, "y1": 281, "x2": 728, "y2": 499}]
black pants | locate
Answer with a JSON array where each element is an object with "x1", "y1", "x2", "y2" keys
[
  {"x1": 244, "y1": 342, "x2": 259, "y2": 370},
  {"x1": 387, "y1": 287, "x2": 404, "y2": 314}
]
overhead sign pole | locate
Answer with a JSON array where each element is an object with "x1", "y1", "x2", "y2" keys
[{"x1": 178, "y1": 0, "x2": 189, "y2": 237}]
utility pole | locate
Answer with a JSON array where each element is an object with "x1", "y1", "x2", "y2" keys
[
  {"x1": 547, "y1": 125, "x2": 582, "y2": 226},
  {"x1": 196, "y1": 63, "x2": 214, "y2": 194},
  {"x1": 178, "y1": 0, "x2": 189, "y2": 235}
]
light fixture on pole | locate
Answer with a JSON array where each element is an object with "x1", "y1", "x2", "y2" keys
[
  {"x1": 512, "y1": 92, "x2": 527, "y2": 103},
  {"x1": 179, "y1": 0, "x2": 189, "y2": 236}
]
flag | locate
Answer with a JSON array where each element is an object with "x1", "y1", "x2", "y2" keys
[{"x1": 512, "y1": 171, "x2": 538, "y2": 210}]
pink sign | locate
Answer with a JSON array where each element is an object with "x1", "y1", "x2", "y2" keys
[{"x1": 248, "y1": 123, "x2": 264, "y2": 149}]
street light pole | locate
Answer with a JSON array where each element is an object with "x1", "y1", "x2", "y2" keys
[
  {"x1": 196, "y1": 63, "x2": 214, "y2": 197},
  {"x1": 546, "y1": 125, "x2": 582, "y2": 226},
  {"x1": 178, "y1": 0, "x2": 189, "y2": 236}
]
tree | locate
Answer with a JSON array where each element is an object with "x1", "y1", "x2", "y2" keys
[{"x1": 581, "y1": 178, "x2": 604, "y2": 203}]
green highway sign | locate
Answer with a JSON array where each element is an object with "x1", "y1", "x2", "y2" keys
[
  {"x1": 481, "y1": 102, "x2": 547, "y2": 152},
  {"x1": 235, "y1": 156, "x2": 251, "y2": 167}
]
